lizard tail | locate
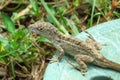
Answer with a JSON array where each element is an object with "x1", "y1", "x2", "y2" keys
[{"x1": 93, "y1": 57, "x2": 120, "y2": 72}]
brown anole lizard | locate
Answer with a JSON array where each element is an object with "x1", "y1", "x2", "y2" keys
[{"x1": 29, "y1": 21, "x2": 120, "y2": 73}]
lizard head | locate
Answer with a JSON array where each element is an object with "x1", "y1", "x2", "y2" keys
[
  {"x1": 29, "y1": 21, "x2": 51, "y2": 34},
  {"x1": 29, "y1": 21, "x2": 44, "y2": 34},
  {"x1": 28, "y1": 21, "x2": 57, "y2": 39}
]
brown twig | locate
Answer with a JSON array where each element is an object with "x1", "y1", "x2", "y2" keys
[
  {"x1": 0, "y1": 0, "x2": 12, "y2": 10},
  {"x1": 13, "y1": 4, "x2": 32, "y2": 20}
]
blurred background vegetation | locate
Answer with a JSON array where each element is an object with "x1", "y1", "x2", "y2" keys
[{"x1": 0, "y1": 0, "x2": 120, "y2": 80}]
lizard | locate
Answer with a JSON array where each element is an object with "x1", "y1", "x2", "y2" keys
[{"x1": 28, "y1": 21, "x2": 120, "y2": 73}]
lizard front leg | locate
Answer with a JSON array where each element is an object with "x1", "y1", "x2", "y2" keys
[
  {"x1": 86, "y1": 37, "x2": 101, "y2": 50},
  {"x1": 53, "y1": 43, "x2": 64, "y2": 61},
  {"x1": 75, "y1": 54, "x2": 94, "y2": 73},
  {"x1": 85, "y1": 31, "x2": 101, "y2": 50}
]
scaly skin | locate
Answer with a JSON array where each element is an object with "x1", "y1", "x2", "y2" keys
[{"x1": 29, "y1": 21, "x2": 120, "y2": 72}]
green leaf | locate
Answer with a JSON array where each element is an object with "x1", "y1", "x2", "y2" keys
[
  {"x1": 73, "y1": 0, "x2": 79, "y2": 7},
  {"x1": 0, "y1": 36, "x2": 8, "y2": 46},
  {"x1": 113, "y1": 11, "x2": 120, "y2": 18},
  {"x1": 38, "y1": 36, "x2": 51, "y2": 43},
  {"x1": 30, "y1": 0, "x2": 39, "y2": 16},
  {"x1": 1, "y1": 12, "x2": 15, "y2": 33},
  {"x1": 0, "y1": 42, "x2": 5, "y2": 52}
]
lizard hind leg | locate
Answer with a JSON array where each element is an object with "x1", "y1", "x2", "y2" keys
[{"x1": 75, "y1": 54, "x2": 94, "y2": 73}]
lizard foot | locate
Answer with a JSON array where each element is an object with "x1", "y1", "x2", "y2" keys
[
  {"x1": 48, "y1": 55, "x2": 63, "y2": 63},
  {"x1": 49, "y1": 52, "x2": 64, "y2": 63},
  {"x1": 49, "y1": 58, "x2": 59, "y2": 63}
]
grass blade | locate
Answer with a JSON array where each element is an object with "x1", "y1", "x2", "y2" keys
[
  {"x1": 40, "y1": 0, "x2": 69, "y2": 35},
  {"x1": 1, "y1": 12, "x2": 15, "y2": 33},
  {"x1": 90, "y1": 0, "x2": 96, "y2": 27},
  {"x1": 29, "y1": 0, "x2": 39, "y2": 16}
]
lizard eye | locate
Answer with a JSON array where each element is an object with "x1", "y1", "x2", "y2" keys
[
  {"x1": 39, "y1": 28, "x2": 43, "y2": 30},
  {"x1": 39, "y1": 27, "x2": 44, "y2": 31}
]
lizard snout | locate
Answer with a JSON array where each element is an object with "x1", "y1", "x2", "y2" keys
[{"x1": 28, "y1": 24, "x2": 39, "y2": 34}]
